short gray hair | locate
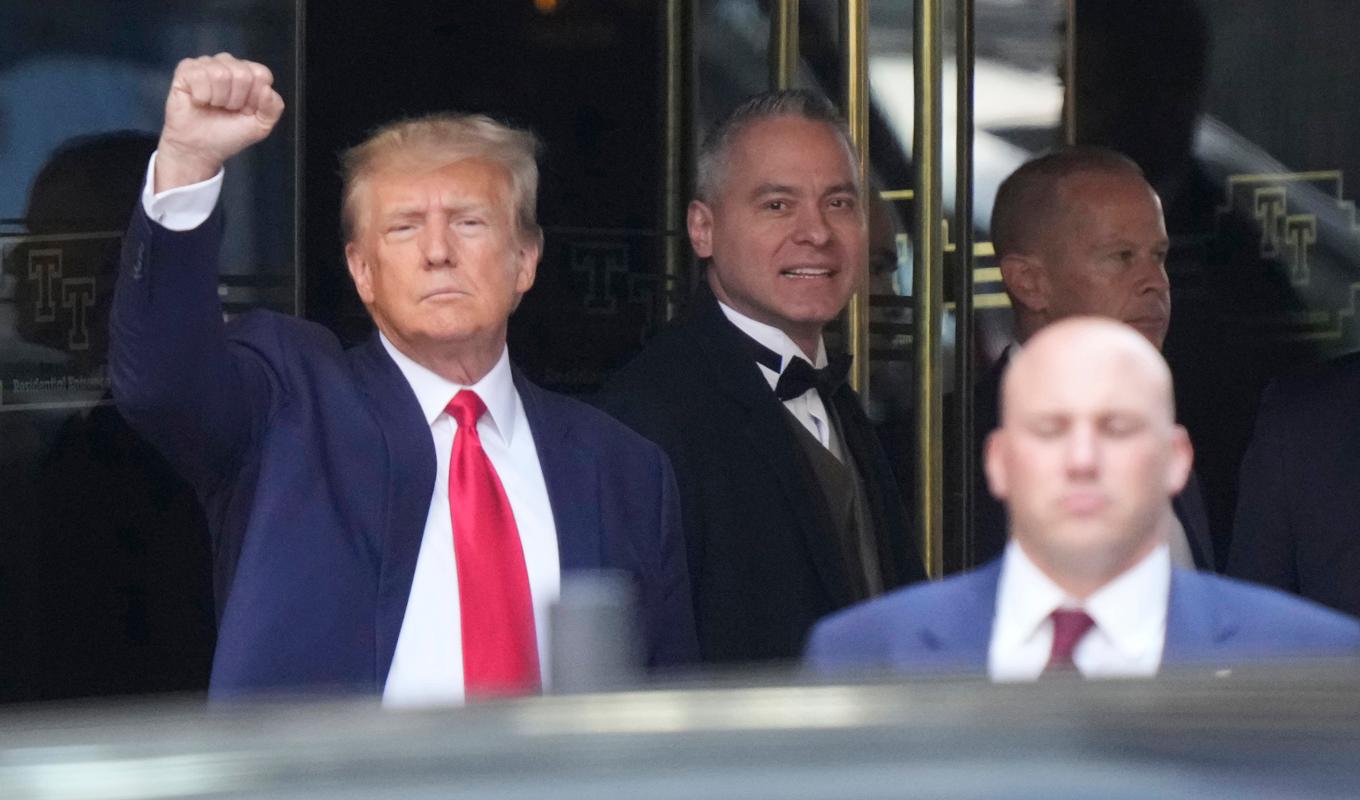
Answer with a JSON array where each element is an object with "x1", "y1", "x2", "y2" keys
[
  {"x1": 340, "y1": 112, "x2": 542, "y2": 246},
  {"x1": 990, "y1": 146, "x2": 1144, "y2": 258},
  {"x1": 695, "y1": 89, "x2": 858, "y2": 202}
]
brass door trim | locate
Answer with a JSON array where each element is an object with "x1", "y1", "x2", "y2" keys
[
  {"x1": 771, "y1": 0, "x2": 799, "y2": 90},
  {"x1": 842, "y1": 0, "x2": 871, "y2": 398},
  {"x1": 913, "y1": 0, "x2": 945, "y2": 578}
]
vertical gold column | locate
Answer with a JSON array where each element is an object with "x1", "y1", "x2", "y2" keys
[
  {"x1": 841, "y1": 0, "x2": 870, "y2": 397},
  {"x1": 662, "y1": 0, "x2": 691, "y2": 322},
  {"x1": 953, "y1": 0, "x2": 976, "y2": 569},
  {"x1": 913, "y1": 0, "x2": 944, "y2": 578},
  {"x1": 770, "y1": 0, "x2": 799, "y2": 89},
  {"x1": 1063, "y1": 0, "x2": 1077, "y2": 145}
]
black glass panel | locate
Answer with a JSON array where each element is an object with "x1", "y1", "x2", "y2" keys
[{"x1": 0, "y1": 2, "x2": 297, "y2": 701}]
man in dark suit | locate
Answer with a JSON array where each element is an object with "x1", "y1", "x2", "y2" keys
[
  {"x1": 808, "y1": 319, "x2": 1360, "y2": 678},
  {"x1": 597, "y1": 91, "x2": 924, "y2": 664},
  {"x1": 974, "y1": 147, "x2": 1215, "y2": 572},
  {"x1": 110, "y1": 54, "x2": 696, "y2": 701},
  {"x1": 1229, "y1": 353, "x2": 1360, "y2": 618}
]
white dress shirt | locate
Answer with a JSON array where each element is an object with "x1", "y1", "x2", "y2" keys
[
  {"x1": 988, "y1": 541, "x2": 1169, "y2": 681},
  {"x1": 381, "y1": 340, "x2": 559, "y2": 707},
  {"x1": 717, "y1": 300, "x2": 846, "y2": 460},
  {"x1": 140, "y1": 153, "x2": 561, "y2": 706}
]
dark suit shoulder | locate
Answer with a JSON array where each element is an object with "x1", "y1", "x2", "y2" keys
[
  {"x1": 594, "y1": 316, "x2": 726, "y2": 442},
  {"x1": 600, "y1": 318, "x2": 710, "y2": 396},
  {"x1": 1263, "y1": 350, "x2": 1360, "y2": 415},
  {"x1": 522, "y1": 374, "x2": 672, "y2": 460},
  {"x1": 227, "y1": 309, "x2": 346, "y2": 363},
  {"x1": 218, "y1": 310, "x2": 357, "y2": 408}
]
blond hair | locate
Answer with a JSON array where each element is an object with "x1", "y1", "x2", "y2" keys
[{"x1": 340, "y1": 113, "x2": 542, "y2": 246}]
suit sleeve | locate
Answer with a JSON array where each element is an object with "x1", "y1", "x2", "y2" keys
[
  {"x1": 646, "y1": 446, "x2": 700, "y2": 666},
  {"x1": 1227, "y1": 381, "x2": 1298, "y2": 591},
  {"x1": 110, "y1": 202, "x2": 279, "y2": 492}
]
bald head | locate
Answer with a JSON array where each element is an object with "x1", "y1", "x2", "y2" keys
[
  {"x1": 1001, "y1": 318, "x2": 1176, "y2": 427},
  {"x1": 986, "y1": 317, "x2": 1192, "y2": 598}
]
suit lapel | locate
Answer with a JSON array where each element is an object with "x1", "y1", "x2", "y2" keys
[
  {"x1": 687, "y1": 289, "x2": 855, "y2": 610},
  {"x1": 913, "y1": 560, "x2": 1000, "y2": 663},
  {"x1": 516, "y1": 370, "x2": 604, "y2": 572},
  {"x1": 1163, "y1": 568, "x2": 1237, "y2": 666},
  {"x1": 350, "y1": 335, "x2": 438, "y2": 684}
]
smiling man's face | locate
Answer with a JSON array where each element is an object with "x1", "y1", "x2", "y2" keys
[
  {"x1": 344, "y1": 157, "x2": 538, "y2": 367},
  {"x1": 688, "y1": 115, "x2": 866, "y2": 356}
]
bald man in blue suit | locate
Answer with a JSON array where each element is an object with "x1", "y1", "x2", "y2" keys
[{"x1": 807, "y1": 319, "x2": 1359, "y2": 679}]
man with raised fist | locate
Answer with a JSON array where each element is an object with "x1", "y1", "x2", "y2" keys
[{"x1": 110, "y1": 53, "x2": 696, "y2": 702}]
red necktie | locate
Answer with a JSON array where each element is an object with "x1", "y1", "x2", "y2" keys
[
  {"x1": 447, "y1": 390, "x2": 540, "y2": 697},
  {"x1": 1045, "y1": 609, "x2": 1095, "y2": 673}
]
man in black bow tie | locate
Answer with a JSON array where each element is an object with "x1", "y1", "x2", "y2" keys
[{"x1": 597, "y1": 91, "x2": 924, "y2": 665}]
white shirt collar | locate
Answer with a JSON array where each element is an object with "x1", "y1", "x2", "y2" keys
[
  {"x1": 993, "y1": 540, "x2": 1068, "y2": 654},
  {"x1": 379, "y1": 333, "x2": 519, "y2": 444},
  {"x1": 717, "y1": 300, "x2": 827, "y2": 370},
  {"x1": 994, "y1": 540, "x2": 1171, "y2": 660},
  {"x1": 1085, "y1": 542, "x2": 1171, "y2": 661}
]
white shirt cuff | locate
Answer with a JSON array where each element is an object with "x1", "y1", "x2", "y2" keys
[{"x1": 140, "y1": 151, "x2": 223, "y2": 231}]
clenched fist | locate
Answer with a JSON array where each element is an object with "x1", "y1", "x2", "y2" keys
[{"x1": 155, "y1": 53, "x2": 286, "y2": 192}]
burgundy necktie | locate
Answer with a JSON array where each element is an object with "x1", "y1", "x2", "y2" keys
[
  {"x1": 447, "y1": 390, "x2": 540, "y2": 697},
  {"x1": 1046, "y1": 609, "x2": 1095, "y2": 673}
]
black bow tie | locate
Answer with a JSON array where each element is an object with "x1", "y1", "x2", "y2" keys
[
  {"x1": 776, "y1": 353, "x2": 852, "y2": 401},
  {"x1": 737, "y1": 330, "x2": 852, "y2": 401}
]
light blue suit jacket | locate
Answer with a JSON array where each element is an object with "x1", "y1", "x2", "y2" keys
[{"x1": 806, "y1": 558, "x2": 1360, "y2": 675}]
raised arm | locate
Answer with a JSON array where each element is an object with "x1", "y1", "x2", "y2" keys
[{"x1": 110, "y1": 54, "x2": 288, "y2": 491}]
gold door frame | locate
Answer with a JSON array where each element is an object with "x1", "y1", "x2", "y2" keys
[
  {"x1": 764, "y1": 0, "x2": 959, "y2": 577},
  {"x1": 843, "y1": 0, "x2": 871, "y2": 399},
  {"x1": 661, "y1": 0, "x2": 692, "y2": 324}
]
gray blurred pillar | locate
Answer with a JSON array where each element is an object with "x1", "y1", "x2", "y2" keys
[{"x1": 548, "y1": 570, "x2": 643, "y2": 694}]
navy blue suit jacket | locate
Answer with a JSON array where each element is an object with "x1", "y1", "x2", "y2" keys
[
  {"x1": 110, "y1": 206, "x2": 697, "y2": 696},
  {"x1": 806, "y1": 557, "x2": 1360, "y2": 675}
]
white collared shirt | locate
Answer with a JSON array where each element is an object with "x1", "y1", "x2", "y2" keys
[
  {"x1": 140, "y1": 155, "x2": 561, "y2": 706},
  {"x1": 988, "y1": 541, "x2": 1169, "y2": 682},
  {"x1": 380, "y1": 337, "x2": 560, "y2": 707},
  {"x1": 717, "y1": 301, "x2": 845, "y2": 460}
]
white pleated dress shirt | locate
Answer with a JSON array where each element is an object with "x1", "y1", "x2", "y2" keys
[
  {"x1": 141, "y1": 153, "x2": 561, "y2": 707},
  {"x1": 988, "y1": 540, "x2": 1170, "y2": 682},
  {"x1": 718, "y1": 300, "x2": 846, "y2": 460}
]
